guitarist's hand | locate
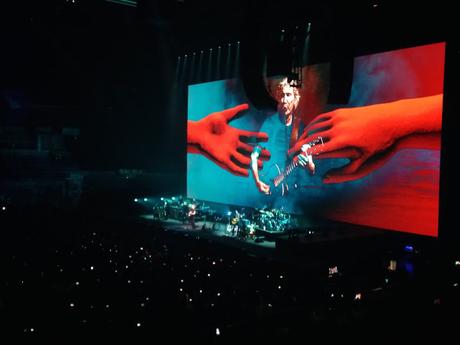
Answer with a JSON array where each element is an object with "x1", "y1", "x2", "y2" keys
[
  {"x1": 188, "y1": 104, "x2": 271, "y2": 176},
  {"x1": 256, "y1": 180, "x2": 271, "y2": 195},
  {"x1": 297, "y1": 154, "x2": 315, "y2": 175}
]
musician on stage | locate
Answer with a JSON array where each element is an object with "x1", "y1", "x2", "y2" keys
[{"x1": 188, "y1": 203, "x2": 197, "y2": 229}]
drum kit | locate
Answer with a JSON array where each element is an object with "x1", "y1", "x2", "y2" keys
[
  {"x1": 256, "y1": 208, "x2": 292, "y2": 232},
  {"x1": 153, "y1": 197, "x2": 216, "y2": 223}
]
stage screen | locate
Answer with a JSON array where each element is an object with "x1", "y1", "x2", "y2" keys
[{"x1": 187, "y1": 42, "x2": 445, "y2": 237}]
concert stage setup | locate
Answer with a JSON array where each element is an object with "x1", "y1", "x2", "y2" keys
[{"x1": 136, "y1": 195, "x2": 385, "y2": 259}]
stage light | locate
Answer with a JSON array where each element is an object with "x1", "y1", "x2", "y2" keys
[
  {"x1": 402, "y1": 261, "x2": 414, "y2": 274},
  {"x1": 454, "y1": 260, "x2": 460, "y2": 266},
  {"x1": 144, "y1": 198, "x2": 148, "y2": 201},
  {"x1": 1, "y1": 206, "x2": 5, "y2": 211},
  {"x1": 404, "y1": 245, "x2": 414, "y2": 253},
  {"x1": 134, "y1": 198, "x2": 138, "y2": 202},
  {"x1": 216, "y1": 328, "x2": 220, "y2": 336}
]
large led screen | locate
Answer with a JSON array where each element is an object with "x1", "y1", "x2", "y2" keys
[{"x1": 187, "y1": 42, "x2": 445, "y2": 237}]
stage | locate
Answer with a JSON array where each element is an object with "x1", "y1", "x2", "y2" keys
[
  {"x1": 138, "y1": 210, "x2": 388, "y2": 265},
  {"x1": 139, "y1": 214, "x2": 285, "y2": 257}
]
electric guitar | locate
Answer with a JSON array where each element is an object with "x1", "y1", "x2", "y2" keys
[{"x1": 262, "y1": 136, "x2": 324, "y2": 196}]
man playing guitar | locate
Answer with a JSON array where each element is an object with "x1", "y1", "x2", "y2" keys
[{"x1": 250, "y1": 78, "x2": 318, "y2": 196}]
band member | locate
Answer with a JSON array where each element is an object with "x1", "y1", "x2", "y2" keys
[
  {"x1": 250, "y1": 78, "x2": 315, "y2": 196},
  {"x1": 230, "y1": 210, "x2": 241, "y2": 237},
  {"x1": 188, "y1": 204, "x2": 197, "y2": 229}
]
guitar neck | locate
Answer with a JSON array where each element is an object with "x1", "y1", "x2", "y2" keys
[
  {"x1": 273, "y1": 159, "x2": 299, "y2": 187},
  {"x1": 272, "y1": 136, "x2": 322, "y2": 188}
]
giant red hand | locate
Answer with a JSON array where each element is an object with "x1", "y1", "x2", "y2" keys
[
  {"x1": 319, "y1": 133, "x2": 441, "y2": 183},
  {"x1": 288, "y1": 95, "x2": 442, "y2": 183},
  {"x1": 188, "y1": 104, "x2": 271, "y2": 176}
]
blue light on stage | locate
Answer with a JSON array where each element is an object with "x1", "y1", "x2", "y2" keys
[{"x1": 404, "y1": 245, "x2": 414, "y2": 253}]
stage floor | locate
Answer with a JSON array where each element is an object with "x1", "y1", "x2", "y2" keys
[{"x1": 140, "y1": 214, "x2": 278, "y2": 256}]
